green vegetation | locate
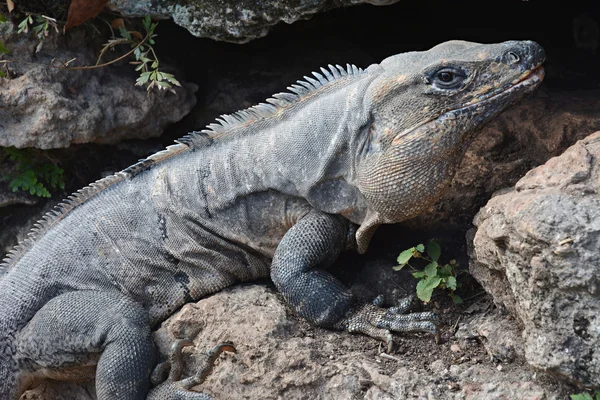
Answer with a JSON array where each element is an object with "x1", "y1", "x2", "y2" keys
[
  {"x1": 393, "y1": 240, "x2": 463, "y2": 304},
  {"x1": 1, "y1": 147, "x2": 65, "y2": 198},
  {"x1": 17, "y1": 13, "x2": 58, "y2": 52},
  {"x1": 571, "y1": 392, "x2": 600, "y2": 400},
  {"x1": 99, "y1": 16, "x2": 180, "y2": 93},
  {"x1": 2, "y1": 10, "x2": 179, "y2": 92},
  {"x1": 0, "y1": 13, "x2": 8, "y2": 77}
]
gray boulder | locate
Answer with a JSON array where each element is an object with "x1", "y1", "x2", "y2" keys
[
  {"x1": 0, "y1": 22, "x2": 197, "y2": 149},
  {"x1": 470, "y1": 131, "x2": 600, "y2": 388},
  {"x1": 108, "y1": 0, "x2": 399, "y2": 43}
]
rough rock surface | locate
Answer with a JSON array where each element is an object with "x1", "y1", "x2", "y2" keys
[
  {"x1": 108, "y1": 0, "x2": 399, "y2": 43},
  {"x1": 0, "y1": 22, "x2": 197, "y2": 149},
  {"x1": 456, "y1": 309, "x2": 525, "y2": 364},
  {"x1": 26, "y1": 285, "x2": 568, "y2": 399},
  {"x1": 470, "y1": 131, "x2": 600, "y2": 388},
  {"x1": 407, "y1": 90, "x2": 600, "y2": 231}
]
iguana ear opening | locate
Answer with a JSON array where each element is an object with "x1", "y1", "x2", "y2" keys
[{"x1": 356, "y1": 211, "x2": 381, "y2": 254}]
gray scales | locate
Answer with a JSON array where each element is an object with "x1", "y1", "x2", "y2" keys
[{"x1": 0, "y1": 40, "x2": 545, "y2": 399}]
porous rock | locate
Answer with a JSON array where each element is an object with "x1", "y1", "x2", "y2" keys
[
  {"x1": 108, "y1": 0, "x2": 399, "y2": 43},
  {"x1": 406, "y1": 90, "x2": 600, "y2": 231},
  {"x1": 470, "y1": 131, "x2": 600, "y2": 388},
  {"x1": 0, "y1": 22, "x2": 197, "y2": 149}
]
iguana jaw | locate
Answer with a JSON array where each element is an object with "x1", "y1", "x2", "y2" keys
[{"x1": 465, "y1": 64, "x2": 545, "y2": 106}]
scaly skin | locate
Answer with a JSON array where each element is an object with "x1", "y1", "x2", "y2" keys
[{"x1": 0, "y1": 40, "x2": 544, "y2": 399}]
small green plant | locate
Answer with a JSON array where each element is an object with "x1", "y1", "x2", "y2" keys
[
  {"x1": 99, "y1": 16, "x2": 180, "y2": 93},
  {"x1": 17, "y1": 14, "x2": 58, "y2": 52},
  {"x1": 1, "y1": 147, "x2": 65, "y2": 198},
  {"x1": 571, "y1": 392, "x2": 600, "y2": 400},
  {"x1": 0, "y1": 14, "x2": 8, "y2": 77},
  {"x1": 393, "y1": 240, "x2": 463, "y2": 304}
]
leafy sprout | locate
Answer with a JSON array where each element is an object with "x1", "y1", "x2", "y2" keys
[{"x1": 394, "y1": 240, "x2": 463, "y2": 304}]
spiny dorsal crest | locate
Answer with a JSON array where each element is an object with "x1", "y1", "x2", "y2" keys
[{"x1": 199, "y1": 63, "x2": 365, "y2": 138}]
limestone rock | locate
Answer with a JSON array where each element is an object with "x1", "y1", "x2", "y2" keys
[
  {"x1": 108, "y1": 0, "x2": 399, "y2": 43},
  {"x1": 0, "y1": 22, "x2": 197, "y2": 149},
  {"x1": 470, "y1": 131, "x2": 600, "y2": 388}
]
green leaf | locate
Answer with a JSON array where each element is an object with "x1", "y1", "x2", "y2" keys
[
  {"x1": 9, "y1": 177, "x2": 21, "y2": 191},
  {"x1": 0, "y1": 41, "x2": 8, "y2": 54},
  {"x1": 0, "y1": 14, "x2": 7, "y2": 23},
  {"x1": 136, "y1": 71, "x2": 152, "y2": 86},
  {"x1": 570, "y1": 394, "x2": 593, "y2": 400},
  {"x1": 163, "y1": 73, "x2": 181, "y2": 86},
  {"x1": 437, "y1": 264, "x2": 452, "y2": 278},
  {"x1": 392, "y1": 265, "x2": 405, "y2": 271},
  {"x1": 397, "y1": 248, "x2": 415, "y2": 266},
  {"x1": 142, "y1": 15, "x2": 152, "y2": 32},
  {"x1": 415, "y1": 244, "x2": 425, "y2": 253},
  {"x1": 427, "y1": 240, "x2": 441, "y2": 262},
  {"x1": 34, "y1": 183, "x2": 50, "y2": 198},
  {"x1": 0, "y1": 70, "x2": 5, "y2": 78},
  {"x1": 424, "y1": 261, "x2": 438, "y2": 277},
  {"x1": 416, "y1": 276, "x2": 442, "y2": 303},
  {"x1": 18, "y1": 17, "x2": 30, "y2": 34},
  {"x1": 156, "y1": 80, "x2": 172, "y2": 90},
  {"x1": 119, "y1": 26, "x2": 131, "y2": 40},
  {"x1": 450, "y1": 293, "x2": 463, "y2": 304},
  {"x1": 446, "y1": 276, "x2": 457, "y2": 290},
  {"x1": 412, "y1": 271, "x2": 426, "y2": 279}
]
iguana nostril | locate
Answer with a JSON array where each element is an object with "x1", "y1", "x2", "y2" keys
[{"x1": 506, "y1": 51, "x2": 521, "y2": 65}]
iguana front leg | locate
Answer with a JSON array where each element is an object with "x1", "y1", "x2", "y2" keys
[{"x1": 271, "y1": 209, "x2": 438, "y2": 349}]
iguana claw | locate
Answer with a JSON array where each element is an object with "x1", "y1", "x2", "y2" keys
[
  {"x1": 336, "y1": 296, "x2": 438, "y2": 353},
  {"x1": 148, "y1": 340, "x2": 236, "y2": 400}
]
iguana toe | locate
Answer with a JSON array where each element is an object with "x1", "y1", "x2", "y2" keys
[
  {"x1": 336, "y1": 301, "x2": 438, "y2": 352},
  {"x1": 148, "y1": 341, "x2": 236, "y2": 400}
]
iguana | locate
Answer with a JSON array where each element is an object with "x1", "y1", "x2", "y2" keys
[{"x1": 0, "y1": 40, "x2": 544, "y2": 399}]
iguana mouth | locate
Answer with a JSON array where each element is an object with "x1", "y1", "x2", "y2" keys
[
  {"x1": 440, "y1": 65, "x2": 545, "y2": 121},
  {"x1": 471, "y1": 65, "x2": 545, "y2": 104}
]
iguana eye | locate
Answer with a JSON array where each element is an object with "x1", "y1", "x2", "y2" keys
[
  {"x1": 438, "y1": 71, "x2": 454, "y2": 82},
  {"x1": 431, "y1": 68, "x2": 467, "y2": 89}
]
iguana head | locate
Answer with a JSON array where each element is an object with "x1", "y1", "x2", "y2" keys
[{"x1": 355, "y1": 40, "x2": 545, "y2": 252}]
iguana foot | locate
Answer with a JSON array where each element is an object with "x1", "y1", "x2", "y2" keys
[
  {"x1": 148, "y1": 340, "x2": 236, "y2": 400},
  {"x1": 336, "y1": 296, "x2": 438, "y2": 353}
]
